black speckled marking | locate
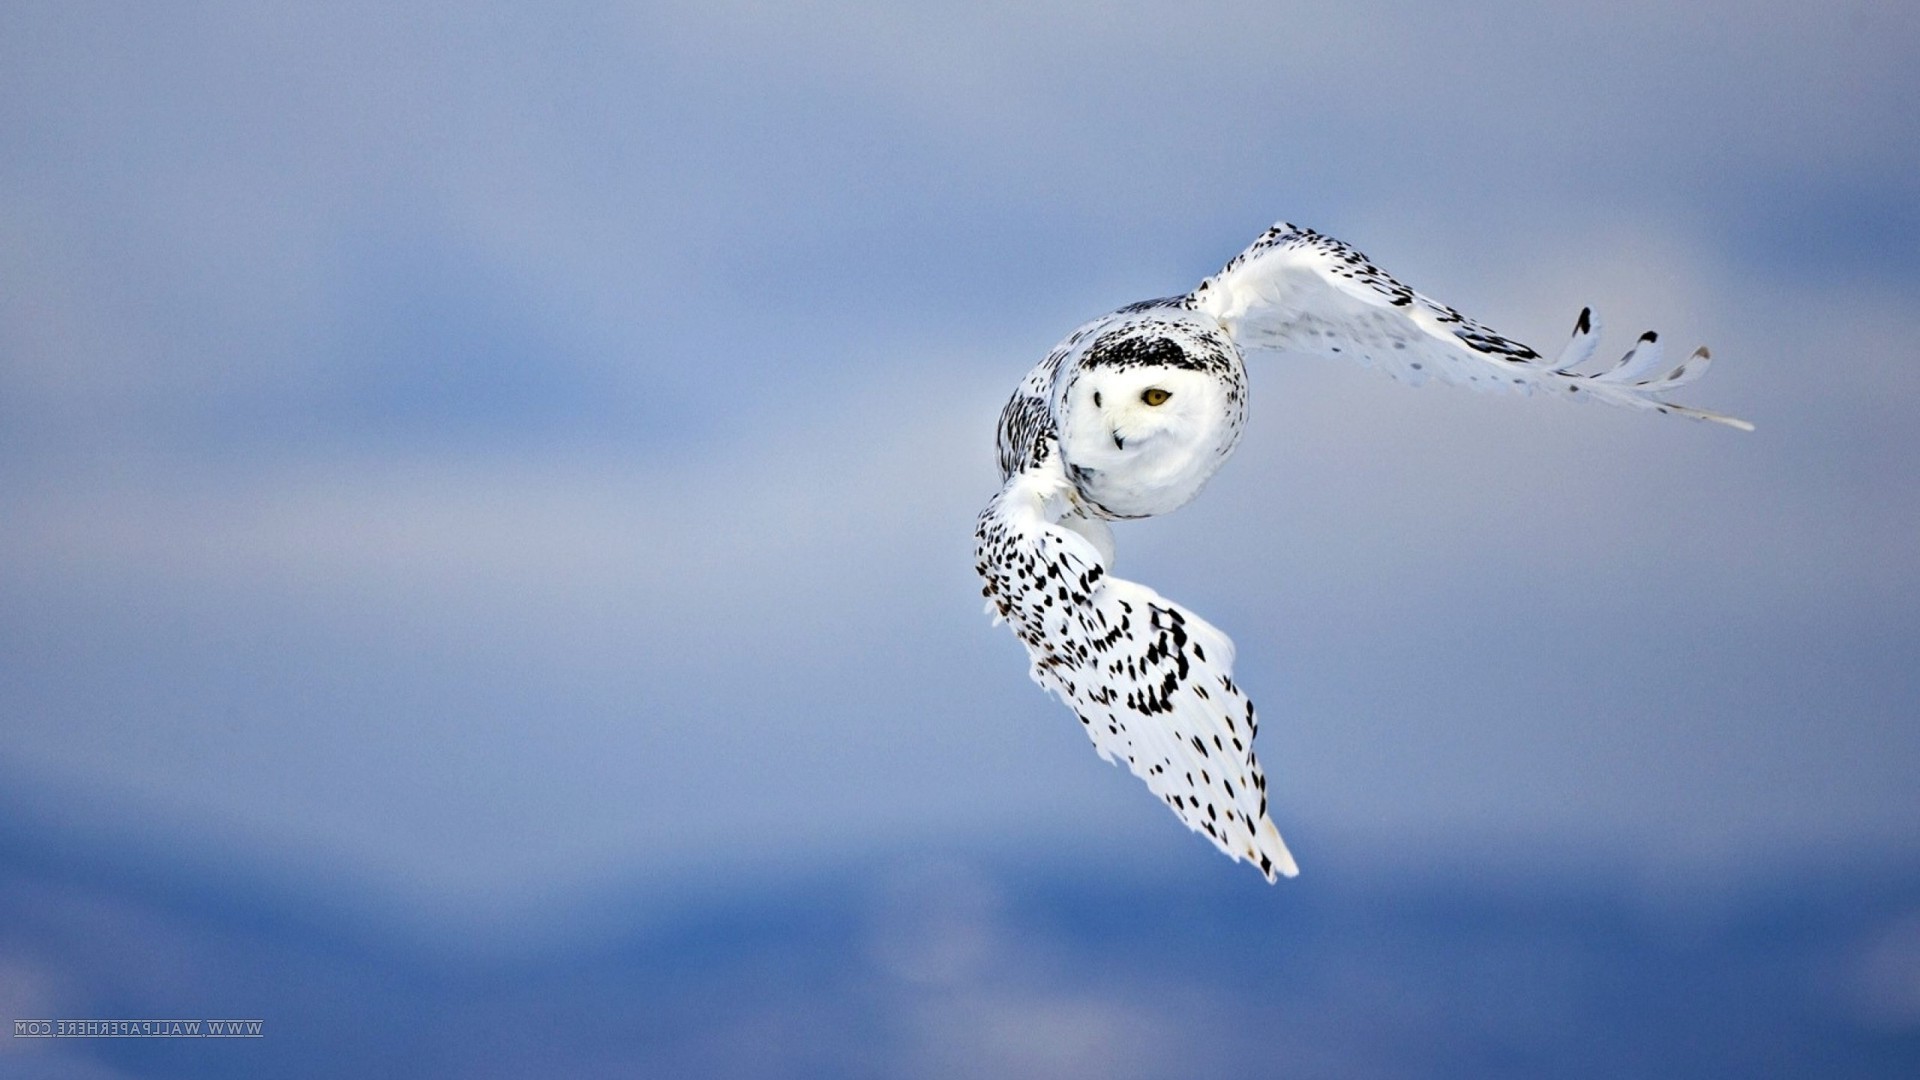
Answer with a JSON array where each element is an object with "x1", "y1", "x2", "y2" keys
[{"x1": 1081, "y1": 326, "x2": 1234, "y2": 375}]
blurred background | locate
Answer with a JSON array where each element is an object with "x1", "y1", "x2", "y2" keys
[{"x1": 2, "y1": 1, "x2": 1917, "y2": 1076}]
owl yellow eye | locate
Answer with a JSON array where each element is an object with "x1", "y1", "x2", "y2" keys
[{"x1": 1141, "y1": 387, "x2": 1171, "y2": 406}]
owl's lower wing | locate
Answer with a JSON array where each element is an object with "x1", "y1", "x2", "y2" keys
[
  {"x1": 974, "y1": 445, "x2": 1298, "y2": 881},
  {"x1": 1190, "y1": 222, "x2": 1752, "y2": 431}
]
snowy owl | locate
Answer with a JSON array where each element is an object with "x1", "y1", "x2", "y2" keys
[{"x1": 974, "y1": 221, "x2": 1749, "y2": 882}]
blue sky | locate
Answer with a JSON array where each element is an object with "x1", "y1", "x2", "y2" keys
[{"x1": 2, "y1": 0, "x2": 1917, "y2": 1008}]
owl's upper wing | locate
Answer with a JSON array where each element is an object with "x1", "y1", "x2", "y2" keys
[
  {"x1": 1189, "y1": 222, "x2": 1752, "y2": 431},
  {"x1": 974, "y1": 442, "x2": 1298, "y2": 881}
]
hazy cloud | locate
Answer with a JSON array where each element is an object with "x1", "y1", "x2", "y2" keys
[{"x1": 0, "y1": 1, "x2": 1914, "y2": 930}]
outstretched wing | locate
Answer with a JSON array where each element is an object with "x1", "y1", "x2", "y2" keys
[
  {"x1": 1190, "y1": 222, "x2": 1752, "y2": 430},
  {"x1": 974, "y1": 441, "x2": 1298, "y2": 881}
]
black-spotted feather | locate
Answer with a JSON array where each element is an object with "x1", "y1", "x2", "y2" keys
[{"x1": 975, "y1": 446, "x2": 1298, "y2": 881}]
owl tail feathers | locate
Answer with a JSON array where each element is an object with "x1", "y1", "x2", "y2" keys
[{"x1": 1252, "y1": 816, "x2": 1300, "y2": 882}]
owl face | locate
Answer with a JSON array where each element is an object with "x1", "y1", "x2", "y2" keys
[
  {"x1": 1057, "y1": 353, "x2": 1245, "y2": 519},
  {"x1": 1067, "y1": 364, "x2": 1217, "y2": 455}
]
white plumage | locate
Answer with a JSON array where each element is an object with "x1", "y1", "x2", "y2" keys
[{"x1": 974, "y1": 221, "x2": 1749, "y2": 882}]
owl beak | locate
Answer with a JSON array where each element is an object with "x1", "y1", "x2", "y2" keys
[{"x1": 1111, "y1": 431, "x2": 1126, "y2": 450}]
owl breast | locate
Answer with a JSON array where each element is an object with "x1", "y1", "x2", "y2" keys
[{"x1": 1067, "y1": 413, "x2": 1241, "y2": 518}]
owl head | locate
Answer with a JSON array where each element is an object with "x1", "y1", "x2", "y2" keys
[{"x1": 1055, "y1": 319, "x2": 1247, "y2": 517}]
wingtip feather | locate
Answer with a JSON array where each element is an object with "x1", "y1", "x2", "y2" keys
[{"x1": 1255, "y1": 817, "x2": 1299, "y2": 881}]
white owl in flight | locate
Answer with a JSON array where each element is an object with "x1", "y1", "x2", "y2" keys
[{"x1": 974, "y1": 222, "x2": 1749, "y2": 882}]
